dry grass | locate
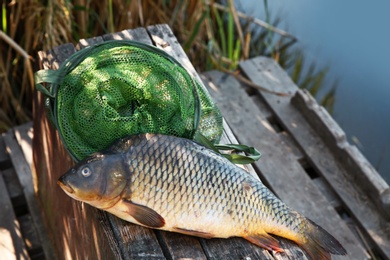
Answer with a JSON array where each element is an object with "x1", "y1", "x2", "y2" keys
[{"x1": 0, "y1": 0, "x2": 332, "y2": 132}]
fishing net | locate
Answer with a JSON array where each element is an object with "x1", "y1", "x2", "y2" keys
[{"x1": 35, "y1": 40, "x2": 223, "y2": 161}]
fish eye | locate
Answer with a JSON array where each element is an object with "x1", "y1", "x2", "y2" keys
[{"x1": 80, "y1": 166, "x2": 92, "y2": 177}]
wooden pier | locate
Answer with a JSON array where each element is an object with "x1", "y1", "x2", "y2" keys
[{"x1": 1, "y1": 24, "x2": 389, "y2": 259}]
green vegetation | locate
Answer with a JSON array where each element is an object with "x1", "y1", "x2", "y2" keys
[{"x1": 0, "y1": 0, "x2": 335, "y2": 132}]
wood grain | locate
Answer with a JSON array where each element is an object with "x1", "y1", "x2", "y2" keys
[
  {"x1": 0, "y1": 172, "x2": 29, "y2": 260},
  {"x1": 34, "y1": 39, "x2": 117, "y2": 260},
  {"x1": 240, "y1": 56, "x2": 389, "y2": 258}
]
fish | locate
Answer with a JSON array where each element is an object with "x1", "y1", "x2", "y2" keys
[{"x1": 58, "y1": 133, "x2": 347, "y2": 259}]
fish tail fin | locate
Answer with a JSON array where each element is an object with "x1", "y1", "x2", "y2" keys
[{"x1": 296, "y1": 216, "x2": 347, "y2": 260}]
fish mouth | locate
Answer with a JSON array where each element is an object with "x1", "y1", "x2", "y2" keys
[{"x1": 57, "y1": 176, "x2": 74, "y2": 194}]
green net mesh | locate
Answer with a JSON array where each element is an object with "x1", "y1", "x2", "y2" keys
[{"x1": 36, "y1": 40, "x2": 223, "y2": 161}]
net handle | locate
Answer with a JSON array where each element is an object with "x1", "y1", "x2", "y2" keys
[
  {"x1": 35, "y1": 69, "x2": 64, "y2": 98},
  {"x1": 194, "y1": 132, "x2": 261, "y2": 164}
]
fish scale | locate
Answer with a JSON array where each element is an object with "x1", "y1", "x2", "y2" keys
[{"x1": 58, "y1": 133, "x2": 347, "y2": 259}]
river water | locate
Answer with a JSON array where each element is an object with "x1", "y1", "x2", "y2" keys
[{"x1": 237, "y1": 1, "x2": 390, "y2": 184}]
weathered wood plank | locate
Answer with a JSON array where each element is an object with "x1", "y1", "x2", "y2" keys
[
  {"x1": 1, "y1": 168, "x2": 26, "y2": 215},
  {"x1": 155, "y1": 230, "x2": 207, "y2": 260},
  {"x1": 14, "y1": 123, "x2": 33, "y2": 169},
  {"x1": 13, "y1": 123, "x2": 35, "y2": 197},
  {"x1": 6, "y1": 124, "x2": 47, "y2": 258},
  {"x1": 101, "y1": 27, "x2": 177, "y2": 259},
  {"x1": 50, "y1": 43, "x2": 77, "y2": 67},
  {"x1": 292, "y1": 89, "x2": 390, "y2": 216},
  {"x1": 103, "y1": 28, "x2": 153, "y2": 45},
  {"x1": 35, "y1": 28, "x2": 168, "y2": 260},
  {"x1": 4, "y1": 132, "x2": 33, "y2": 192},
  {"x1": 34, "y1": 41, "x2": 119, "y2": 260},
  {"x1": 3, "y1": 130, "x2": 55, "y2": 260},
  {"x1": 0, "y1": 172, "x2": 30, "y2": 260},
  {"x1": 312, "y1": 177, "x2": 342, "y2": 209},
  {"x1": 106, "y1": 214, "x2": 165, "y2": 259},
  {"x1": 76, "y1": 36, "x2": 104, "y2": 50},
  {"x1": 146, "y1": 24, "x2": 204, "y2": 87},
  {"x1": 18, "y1": 214, "x2": 43, "y2": 256},
  {"x1": 240, "y1": 56, "x2": 389, "y2": 258},
  {"x1": 145, "y1": 24, "x2": 210, "y2": 258},
  {"x1": 76, "y1": 27, "x2": 169, "y2": 260},
  {"x1": 202, "y1": 70, "x2": 367, "y2": 259},
  {"x1": 200, "y1": 237, "x2": 275, "y2": 260},
  {"x1": 111, "y1": 220, "x2": 165, "y2": 259}
]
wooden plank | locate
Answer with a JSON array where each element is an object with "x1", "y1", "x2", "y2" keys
[
  {"x1": 146, "y1": 24, "x2": 204, "y2": 87},
  {"x1": 14, "y1": 123, "x2": 33, "y2": 169},
  {"x1": 3, "y1": 131, "x2": 33, "y2": 193},
  {"x1": 34, "y1": 27, "x2": 195, "y2": 259},
  {"x1": 239, "y1": 56, "x2": 389, "y2": 258},
  {"x1": 202, "y1": 70, "x2": 367, "y2": 259},
  {"x1": 13, "y1": 123, "x2": 35, "y2": 199},
  {"x1": 18, "y1": 214, "x2": 44, "y2": 256},
  {"x1": 0, "y1": 172, "x2": 30, "y2": 260},
  {"x1": 76, "y1": 36, "x2": 104, "y2": 50},
  {"x1": 312, "y1": 178, "x2": 342, "y2": 209},
  {"x1": 292, "y1": 89, "x2": 390, "y2": 216},
  {"x1": 155, "y1": 231, "x2": 207, "y2": 260},
  {"x1": 51, "y1": 43, "x2": 77, "y2": 67},
  {"x1": 143, "y1": 24, "x2": 215, "y2": 259},
  {"x1": 34, "y1": 41, "x2": 119, "y2": 260},
  {"x1": 75, "y1": 29, "x2": 168, "y2": 260},
  {"x1": 3, "y1": 130, "x2": 55, "y2": 260},
  {"x1": 39, "y1": 28, "x2": 169, "y2": 259},
  {"x1": 199, "y1": 237, "x2": 274, "y2": 260},
  {"x1": 107, "y1": 217, "x2": 165, "y2": 260},
  {"x1": 3, "y1": 125, "x2": 45, "y2": 258},
  {"x1": 100, "y1": 28, "x2": 173, "y2": 259},
  {"x1": 1, "y1": 168, "x2": 26, "y2": 215},
  {"x1": 103, "y1": 28, "x2": 153, "y2": 45}
]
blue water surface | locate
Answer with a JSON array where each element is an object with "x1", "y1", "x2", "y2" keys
[{"x1": 237, "y1": 1, "x2": 390, "y2": 184}]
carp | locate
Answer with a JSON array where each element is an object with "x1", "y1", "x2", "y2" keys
[{"x1": 58, "y1": 134, "x2": 347, "y2": 259}]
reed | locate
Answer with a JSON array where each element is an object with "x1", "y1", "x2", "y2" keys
[{"x1": 0, "y1": 0, "x2": 335, "y2": 132}]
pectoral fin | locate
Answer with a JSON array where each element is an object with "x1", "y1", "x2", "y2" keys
[
  {"x1": 173, "y1": 227, "x2": 215, "y2": 239},
  {"x1": 123, "y1": 199, "x2": 165, "y2": 228},
  {"x1": 244, "y1": 233, "x2": 283, "y2": 253}
]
